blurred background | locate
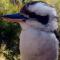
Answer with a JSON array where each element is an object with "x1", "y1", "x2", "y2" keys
[{"x1": 0, "y1": 0, "x2": 60, "y2": 60}]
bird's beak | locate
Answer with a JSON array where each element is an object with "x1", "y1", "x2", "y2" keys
[{"x1": 1, "y1": 13, "x2": 29, "y2": 22}]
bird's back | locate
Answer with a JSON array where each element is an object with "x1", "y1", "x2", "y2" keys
[{"x1": 20, "y1": 29, "x2": 59, "y2": 60}]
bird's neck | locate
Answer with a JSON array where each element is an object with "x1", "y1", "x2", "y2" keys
[
  {"x1": 19, "y1": 22, "x2": 53, "y2": 33},
  {"x1": 19, "y1": 20, "x2": 58, "y2": 32}
]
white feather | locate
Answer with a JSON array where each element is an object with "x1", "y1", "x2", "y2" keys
[
  {"x1": 20, "y1": 25, "x2": 59, "y2": 60},
  {"x1": 28, "y1": 3, "x2": 57, "y2": 16}
]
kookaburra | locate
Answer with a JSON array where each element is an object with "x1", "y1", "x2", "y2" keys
[{"x1": 1, "y1": 1, "x2": 59, "y2": 60}]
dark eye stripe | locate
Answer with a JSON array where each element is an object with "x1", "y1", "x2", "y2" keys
[{"x1": 21, "y1": 7, "x2": 49, "y2": 25}]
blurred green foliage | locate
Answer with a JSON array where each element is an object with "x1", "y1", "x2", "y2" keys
[
  {"x1": 0, "y1": 20, "x2": 21, "y2": 60},
  {"x1": 0, "y1": 0, "x2": 60, "y2": 60}
]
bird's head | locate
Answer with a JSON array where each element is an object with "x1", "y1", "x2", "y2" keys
[{"x1": 2, "y1": 1, "x2": 58, "y2": 31}]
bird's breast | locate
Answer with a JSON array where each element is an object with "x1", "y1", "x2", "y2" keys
[{"x1": 20, "y1": 29, "x2": 59, "y2": 60}]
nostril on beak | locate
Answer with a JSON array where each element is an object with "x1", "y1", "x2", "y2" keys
[{"x1": 22, "y1": 19, "x2": 26, "y2": 22}]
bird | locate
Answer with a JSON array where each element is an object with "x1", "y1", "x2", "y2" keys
[{"x1": 1, "y1": 1, "x2": 59, "y2": 60}]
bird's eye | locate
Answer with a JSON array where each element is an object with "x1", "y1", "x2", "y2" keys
[
  {"x1": 28, "y1": 12, "x2": 49, "y2": 25},
  {"x1": 33, "y1": 15, "x2": 49, "y2": 25}
]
